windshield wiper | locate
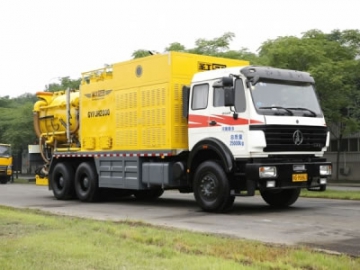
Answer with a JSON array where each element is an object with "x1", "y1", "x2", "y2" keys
[
  {"x1": 287, "y1": 107, "x2": 317, "y2": 117},
  {"x1": 258, "y1": 106, "x2": 294, "y2": 116}
]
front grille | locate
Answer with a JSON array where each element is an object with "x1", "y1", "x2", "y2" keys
[
  {"x1": 0, "y1": 165, "x2": 6, "y2": 174},
  {"x1": 250, "y1": 125, "x2": 327, "y2": 152}
]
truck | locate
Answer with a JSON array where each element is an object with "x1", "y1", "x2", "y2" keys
[
  {"x1": 0, "y1": 143, "x2": 12, "y2": 184},
  {"x1": 33, "y1": 51, "x2": 332, "y2": 212}
]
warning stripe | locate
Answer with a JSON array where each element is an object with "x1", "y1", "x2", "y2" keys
[
  {"x1": 189, "y1": 114, "x2": 263, "y2": 128},
  {"x1": 54, "y1": 152, "x2": 172, "y2": 158}
]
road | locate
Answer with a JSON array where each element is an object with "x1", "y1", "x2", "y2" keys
[{"x1": 1, "y1": 183, "x2": 360, "y2": 257}]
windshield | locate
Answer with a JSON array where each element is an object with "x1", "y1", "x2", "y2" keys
[
  {"x1": 0, "y1": 145, "x2": 11, "y2": 157},
  {"x1": 250, "y1": 81, "x2": 323, "y2": 117}
]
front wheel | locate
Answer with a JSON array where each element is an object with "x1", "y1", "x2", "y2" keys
[
  {"x1": 260, "y1": 188, "x2": 301, "y2": 208},
  {"x1": 193, "y1": 161, "x2": 233, "y2": 213}
]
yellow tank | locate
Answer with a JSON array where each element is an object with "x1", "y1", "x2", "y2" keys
[{"x1": 33, "y1": 90, "x2": 80, "y2": 148}]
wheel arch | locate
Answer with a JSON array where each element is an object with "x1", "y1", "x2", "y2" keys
[{"x1": 187, "y1": 138, "x2": 234, "y2": 180}]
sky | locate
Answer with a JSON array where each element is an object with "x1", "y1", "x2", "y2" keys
[{"x1": 0, "y1": 0, "x2": 359, "y2": 98}]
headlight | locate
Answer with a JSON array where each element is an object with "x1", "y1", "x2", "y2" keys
[
  {"x1": 320, "y1": 165, "x2": 332, "y2": 176},
  {"x1": 259, "y1": 166, "x2": 277, "y2": 178}
]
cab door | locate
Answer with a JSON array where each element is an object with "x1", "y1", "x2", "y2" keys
[{"x1": 188, "y1": 79, "x2": 249, "y2": 157}]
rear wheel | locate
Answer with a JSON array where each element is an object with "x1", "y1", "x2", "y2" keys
[
  {"x1": 74, "y1": 161, "x2": 100, "y2": 202},
  {"x1": 51, "y1": 162, "x2": 75, "y2": 200},
  {"x1": 193, "y1": 161, "x2": 233, "y2": 213},
  {"x1": 260, "y1": 188, "x2": 301, "y2": 207}
]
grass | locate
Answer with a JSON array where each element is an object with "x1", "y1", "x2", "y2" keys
[
  {"x1": 0, "y1": 206, "x2": 359, "y2": 270},
  {"x1": 301, "y1": 189, "x2": 360, "y2": 200}
]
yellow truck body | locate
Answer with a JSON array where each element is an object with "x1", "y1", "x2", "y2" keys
[{"x1": 79, "y1": 52, "x2": 249, "y2": 152}]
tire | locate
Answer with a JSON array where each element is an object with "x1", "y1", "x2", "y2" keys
[
  {"x1": 51, "y1": 162, "x2": 75, "y2": 200},
  {"x1": 193, "y1": 161, "x2": 233, "y2": 213},
  {"x1": 260, "y1": 188, "x2": 301, "y2": 208},
  {"x1": 220, "y1": 195, "x2": 236, "y2": 213},
  {"x1": 74, "y1": 161, "x2": 100, "y2": 202},
  {"x1": 133, "y1": 189, "x2": 164, "y2": 200},
  {"x1": 0, "y1": 177, "x2": 8, "y2": 184}
]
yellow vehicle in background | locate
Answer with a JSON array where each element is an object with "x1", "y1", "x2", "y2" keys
[{"x1": 0, "y1": 144, "x2": 12, "y2": 184}]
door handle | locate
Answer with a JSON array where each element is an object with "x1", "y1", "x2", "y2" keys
[{"x1": 209, "y1": 120, "x2": 217, "y2": 126}]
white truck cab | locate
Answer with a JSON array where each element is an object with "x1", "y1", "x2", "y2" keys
[{"x1": 185, "y1": 66, "x2": 331, "y2": 211}]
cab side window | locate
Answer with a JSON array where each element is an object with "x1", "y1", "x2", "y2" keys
[
  {"x1": 213, "y1": 88, "x2": 225, "y2": 107},
  {"x1": 191, "y1": 84, "x2": 209, "y2": 110}
]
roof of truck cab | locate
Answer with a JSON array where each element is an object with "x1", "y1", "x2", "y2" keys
[{"x1": 191, "y1": 66, "x2": 248, "y2": 83}]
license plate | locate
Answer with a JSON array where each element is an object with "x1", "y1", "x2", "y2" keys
[{"x1": 292, "y1": 173, "x2": 308, "y2": 182}]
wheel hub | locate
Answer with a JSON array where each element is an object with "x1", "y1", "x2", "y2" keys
[
  {"x1": 58, "y1": 176, "x2": 64, "y2": 188},
  {"x1": 200, "y1": 175, "x2": 216, "y2": 198},
  {"x1": 82, "y1": 177, "x2": 89, "y2": 190}
]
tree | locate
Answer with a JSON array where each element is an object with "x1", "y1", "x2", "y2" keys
[
  {"x1": 165, "y1": 42, "x2": 186, "y2": 52},
  {"x1": 187, "y1": 32, "x2": 235, "y2": 55},
  {"x1": 45, "y1": 77, "x2": 81, "y2": 92},
  {"x1": 1, "y1": 103, "x2": 36, "y2": 153},
  {"x1": 132, "y1": 50, "x2": 153, "y2": 59},
  {"x1": 0, "y1": 95, "x2": 37, "y2": 158},
  {"x1": 132, "y1": 32, "x2": 262, "y2": 64}
]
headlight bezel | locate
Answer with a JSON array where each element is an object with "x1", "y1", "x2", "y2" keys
[
  {"x1": 320, "y1": 165, "x2": 332, "y2": 176},
  {"x1": 259, "y1": 166, "x2": 277, "y2": 178}
]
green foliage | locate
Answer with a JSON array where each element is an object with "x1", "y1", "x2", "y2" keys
[
  {"x1": 182, "y1": 32, "x2": 262, "y2": 64},
  {"x1": 259, "y1": 34, "x2": 353, "y2": 70},
  {"x1": 45, "y1": 76, "x2": 81, "y2": 92},
  {"x1": 132, "y1": 32, "x2": 262, "y2": 64},
  {"x1": 165, "y1": 42, "x2": 186, "y2": 52},
  {"x1": 132, "y1": 49, "x2": 153, "y2": 59},
  {"x1": 310, "y1": 60, "x2": 360, "y2": 134},
  {"x1": 301, "y1": 188, "x2": 360, "y2": 200},
  {"x1": 0, "y1": 94, "x2": 37, "y2": 154},
  {"x1": 188, "y1": 31, "x2": 235, "y2": 55}
]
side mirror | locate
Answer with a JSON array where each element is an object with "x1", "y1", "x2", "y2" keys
[
  {"x1": 224, "y1": 88, "x2": 234, "y2": 107},
  {"x1": 213, "y1": 76, "x2": 234, "y2": 88}
]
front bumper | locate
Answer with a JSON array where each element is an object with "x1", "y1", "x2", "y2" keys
[{"x1": 245, "y1": 161, "x2": 331, "y2": 190}]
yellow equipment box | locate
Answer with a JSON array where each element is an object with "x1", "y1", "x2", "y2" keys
[{"x1": 80, "y1": 52, "x2": 249, "y2": 152}]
